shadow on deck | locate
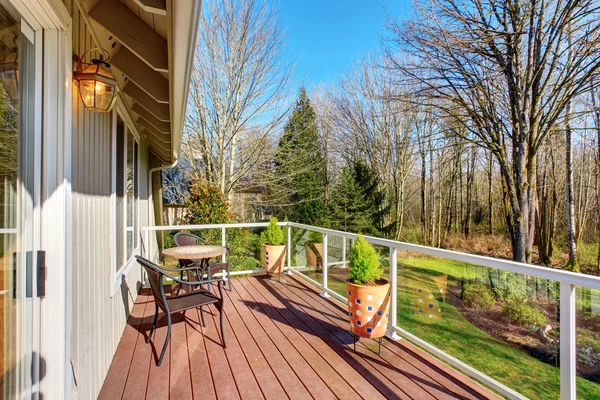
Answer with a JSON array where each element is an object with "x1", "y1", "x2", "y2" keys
[{"x1": 98, "y1": 274, "x2": 500, "y2": 400}]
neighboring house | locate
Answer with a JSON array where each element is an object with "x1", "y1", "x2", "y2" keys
[
  {"x1": 230, "y1": 185, "x2": 268, "y2": 222},
  {"x1": 0, "y1": 0, "x2": 200, "y2": 399},
  {"x1": 162, "y1": 203, "x2": 189, "y2": 225}
]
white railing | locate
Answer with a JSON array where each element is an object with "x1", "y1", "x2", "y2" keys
[{"x1": 141, "y1": 221, "x2": 600, "y2": 400}]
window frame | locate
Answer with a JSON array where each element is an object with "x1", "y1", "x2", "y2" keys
[{"x1": 111, "y1": 110, "x2": 140, "y2": 295}]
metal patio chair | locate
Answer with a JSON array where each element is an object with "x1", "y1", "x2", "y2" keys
[
  {"x1": 135, "y1": 256, "x2": 227, "y2": 366},
  {"x1": 173, "y1": 231, "x2": 232, "y2": 290}
]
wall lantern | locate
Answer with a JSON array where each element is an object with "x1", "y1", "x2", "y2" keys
[{"x1": 74, "y1": 48, "x2": 119, "y2": 113}]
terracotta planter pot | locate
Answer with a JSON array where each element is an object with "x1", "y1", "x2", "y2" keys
[
  {"x1": 262, "y1": 244, "x2": 286, "y2": 274},
  {"x1": 346, "y1": 278, "x2": 391, "y2": 338},
  {"x1": 305, "y1": 242, "x2": 323, "y2": 269}
]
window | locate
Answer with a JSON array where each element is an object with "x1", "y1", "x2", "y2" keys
[
  {"x1": 114, "y1": 114, "x2": 138, "y2": 272},
  {"x1": 126, "y1": 131, "x2": 138, "y2": 258}
]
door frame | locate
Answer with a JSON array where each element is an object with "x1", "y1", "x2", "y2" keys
[{"x1": 7, "y1": 0, "x2": 72, "y2": 399}]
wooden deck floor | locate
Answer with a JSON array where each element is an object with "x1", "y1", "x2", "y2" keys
[{"x1": 98, "y1": 274, "x2": 501, "y2": 400}]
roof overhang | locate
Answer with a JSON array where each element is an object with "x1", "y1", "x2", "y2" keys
[
  {"x1": 81, "y1": 0, "x2": 201, "y2": 164},
  {"x1": 168, "y1": 0, "x2": 201, "y2": 164}
]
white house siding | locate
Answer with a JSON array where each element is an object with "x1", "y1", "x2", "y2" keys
[{"x1": 65, "y1": 2, "x2": 155, "y2": 399}]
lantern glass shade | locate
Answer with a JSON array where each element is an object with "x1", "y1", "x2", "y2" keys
[{"x1": 75, "y1": 59, "x2": 118, "y2": 113}]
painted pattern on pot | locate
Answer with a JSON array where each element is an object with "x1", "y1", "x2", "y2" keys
[{"x1": 347, "y1": 279, "x2": 391, "y2": 338}]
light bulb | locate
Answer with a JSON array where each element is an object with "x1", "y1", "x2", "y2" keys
[{"x1": 95, "y1": 81, "x2": 105, "y2": 94}]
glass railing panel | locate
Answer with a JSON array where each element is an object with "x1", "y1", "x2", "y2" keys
[
  {"x1": 576, "y1": 287, "x2": 600, "y2": 398},
  {"x1": 397, "y1": 251, "x2": 561, "y2": 399},
  {"x1": 325, "y1": 235, "x2": 349, "y2": 297},
  {"x1": 288, "y1": 226, "x2": 310, "y2": 275},
  {"x1": 223, "y1": 227, "x2": 263, "y2": 272}
]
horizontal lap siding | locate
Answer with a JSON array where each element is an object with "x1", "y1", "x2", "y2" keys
[{"x1": 67, "y1": 2, "x2": 154, "y2": 398}]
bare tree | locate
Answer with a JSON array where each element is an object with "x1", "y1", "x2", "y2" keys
[
  {"x1": 330, "y1": 57, "x2": 417, "y2": 239},
  {"x1": 386, "y1": 0, "x2": 600, "y2": 262},
  {"x1": 183, "y1": 0, "x2": 293, "y2": 199}
]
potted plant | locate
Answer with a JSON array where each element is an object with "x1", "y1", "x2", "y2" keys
[
  {"x1": 305, "y1": 230, "x2": 323, "y2": 269},
  {"x1": 260, "y1": 217, "x2": 286, "y2": 274},
  {"x1": 346, "y1": 235, "x2": 390, "y2": 338}
]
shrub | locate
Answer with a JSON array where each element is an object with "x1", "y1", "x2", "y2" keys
[
  {"x1": 260, "y1": 217, "x2": 284, "y2": 245},
  {"x1": 348, "y1": 235, "x2": 382, "y2": 285},
  {"x1": 184, "y1": 181, "x2": 238, "y2": 224},
  {"x1": 462, "y1": 282, "x2": 496, "y2": 310},
  {"x1": 307, "y1": 230, "x2": 323, "y2": 243},
  {"x1": 502, "y1": 300, "x2": 547, "y2": 328}
]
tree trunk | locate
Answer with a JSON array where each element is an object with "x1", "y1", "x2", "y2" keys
[
  {"x1": 565, "y1": 98, "x2": 580, "y2": 272},
  {"x1": 464, "y1": 145, "x2": 476, "y2": 237},
  {"x1": 488, "y1": 151, "x2": 493, "y2": 234}
]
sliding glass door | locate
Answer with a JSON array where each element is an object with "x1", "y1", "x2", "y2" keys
[{"x1": 0, "y1": 2, "x2": 38, "y2": 398}]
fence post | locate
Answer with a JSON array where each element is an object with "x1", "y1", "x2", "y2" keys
[
  {"x1": 386, "y1": 246, "x2": 400, "y2": 340},
  {"x1": 320, "y1": 233, "x2": 329, "y2": 297},
  {"x1": 560, "y1": 282, "x2": 576, "y2": 399},
  {"x1": 286, "y1": 225, "x2": 292, "y2": 275},
  {"x1": 342, "y1": 237, "x2": 347, "y2": 268}
]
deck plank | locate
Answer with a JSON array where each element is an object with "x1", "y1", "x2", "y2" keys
[
  {"x1": 169, "y1": 312, "x2": 193, "y2": 400},
  {"x1": 227, "y1": 279, "x2": 311, "y2": 400},
  {"x1": 232, "y1": 278, "x2": 344, "y2": 400},
  {"x1": 284, "y1": 275, "x2": 499, "y2": 400},
  {"x1": 99, "y1": 276, "x2": 504, "y2": 400},
  {"x1": 145, "y1": 309, "x2": 172, "y2": 400},
  {"x1": 266, "y1": 276, "x2": 444, "y2": 399},
  {"x1": 245, "y1": 276, "x2": 410, "y2": 400},
  {"x1": 215, "y1": 296, "x2": 265, "y2": 400},
  {"x1": 120, "y1": 292, "x2": 154, "y2": 400},
  {"x1": 97, "y1": 290, "x2": 150, "y2": 400},
  {"x1": 232, "y1": 278, "x2": 347, "y2": 400},
  {"x1": 201, "y1": 303, "x2": 241, "y2": 400},
  {"x1": 221, "y1": 284, "x2": 289, "y2": 400},
  {"x1": 185, "y1": 308, "x2": 217, "y2": 400}
]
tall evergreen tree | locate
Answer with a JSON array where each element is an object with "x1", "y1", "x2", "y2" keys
[
  {"x1": 273, "y1": 88, "x2": 327, "y2": 224},
  {"x1": 329, "y1": 160, "x2": 392, "y2": 236}
]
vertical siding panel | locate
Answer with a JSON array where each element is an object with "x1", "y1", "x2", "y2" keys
[{"x1": 66, "y1": 5, "x2": 150, "y2": 398}]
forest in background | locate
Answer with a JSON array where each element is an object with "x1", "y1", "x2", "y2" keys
[{"x1": 166, "y1": 0, "x2": 600, "y2": 276}]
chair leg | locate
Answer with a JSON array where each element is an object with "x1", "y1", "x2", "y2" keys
[
  {"x1": 146, "y1": 304, "x2": 159, "y2": 344},
  {"x1": 219, "y1": 302, "x2": 226, "y2": 348},
  {"x1": 157, "y1": 313, "x2": 171, "y2": 367},
  {"x1": 227, "y1": 265, "x2": 232, "y2": 291},
  {"x1": 200, "y1": 306, "x2": 206, "y2": 327},
  {"x1": 218, "y1": 283, "x2": 226, "y2": 348}
]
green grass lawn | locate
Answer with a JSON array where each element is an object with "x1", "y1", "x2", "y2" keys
[{"x1": 306, "y1": 256, "x2": 600, "y2": 399}]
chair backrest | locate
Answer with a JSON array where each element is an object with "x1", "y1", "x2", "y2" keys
[
  {"x1": 174, "y1": 232, "x2": 200, "y2": 247},
  {"x1": 135, "y1": 256, "x2": 166, "y2": 309}
]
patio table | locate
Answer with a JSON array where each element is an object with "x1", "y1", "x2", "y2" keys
[
  {"x1": 162, "y1": 245, "x2": 227, "y2": 291},
  {"x1": 162, "y1": 245, "x2": 226, "y2": 261}
]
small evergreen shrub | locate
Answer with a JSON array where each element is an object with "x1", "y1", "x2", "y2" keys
[
  {"x1": 462, "y1": 282, "x2": 496, "y2": 310},
  {"x1": 260, "y1": 217, "x2": 284, "y2": 245},
  {"x1": 349, "y1": 235, "x2": 382, "y2": 285},
  {"x1": 307, "y1": 230, "x2": 323, "y2": 243},
  {"x1": 502, "y1": 300, "x2": 547, "y2": 328}
]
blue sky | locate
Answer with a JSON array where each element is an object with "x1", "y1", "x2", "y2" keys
[{"x1": 273, "y1": 0, "x2": 412, "y2": 89}]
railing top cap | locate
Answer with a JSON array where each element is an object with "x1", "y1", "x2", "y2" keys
[{"x1": 143, "y1": 221, "x2": 600, "y2": 289}]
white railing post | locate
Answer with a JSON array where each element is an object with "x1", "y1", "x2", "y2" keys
[
  {"x1": 560, "y1": 282, "x2": 576, "y2": 400},
  {"x1": 221, "y1": 227, "x2": 226, "y2": 263},
  {"x1": 386, "y1": 247, "x2": 400, "y2": 340},
  {"x1": 144, "y1": 229, "x2": 149, "y2": 258},
  {"x1": 342, "y1": 237, "x2": 347, "y2": 268},
  {"x1": 320, "y1": 233, "x2": 329, "y2": 297},
  {"x1": 286, "y1": 224, "x2": 292, "y2": 275}
]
